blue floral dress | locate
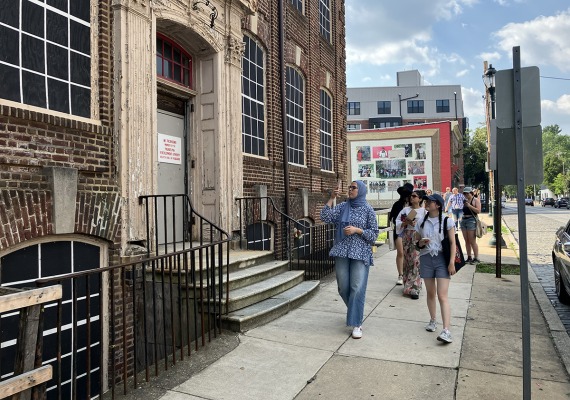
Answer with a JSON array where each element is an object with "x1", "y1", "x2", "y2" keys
[{"x1": 320, "y1": 202, "x2": 379, "y2": 267}]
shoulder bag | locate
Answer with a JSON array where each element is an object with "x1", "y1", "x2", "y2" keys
[{"x1": 442, "y1": 217, "x2": 466, "y2": 272}]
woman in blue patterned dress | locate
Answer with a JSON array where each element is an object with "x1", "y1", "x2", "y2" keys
[{"x1": 321, "y1": 180, "x2": 379, "y2": 339}]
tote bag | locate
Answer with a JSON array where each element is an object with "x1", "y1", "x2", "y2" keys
[
  {"x1": 475, "y1": 216, "x2": 486, "y2": 238},
  {"x1": 442, "y1": 217, "x2": 466, "y2": 272}
]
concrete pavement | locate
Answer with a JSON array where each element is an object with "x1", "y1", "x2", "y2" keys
[{"x1": 131, "y1": 213, "x2": 570, "y2": 399}]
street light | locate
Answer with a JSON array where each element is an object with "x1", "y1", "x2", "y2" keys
[{"x1": 482, "y1": 63, "x2": 505, "y2": 279}]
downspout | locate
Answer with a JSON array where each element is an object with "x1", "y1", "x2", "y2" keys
[{"x1": 279, "y1": 0, "x2": 290, "y2": 215}]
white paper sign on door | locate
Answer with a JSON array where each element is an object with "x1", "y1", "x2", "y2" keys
[{"x1": 158, "y1": 133, "x2": 182, "y2": 165}]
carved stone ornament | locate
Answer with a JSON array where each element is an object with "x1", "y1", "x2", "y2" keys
[
  {"x1": 225, "y1": 35, "x2": 245, "y2": 66},
  {"x1": 242, "y1": 0, "x2": 258, "y2": 14}
]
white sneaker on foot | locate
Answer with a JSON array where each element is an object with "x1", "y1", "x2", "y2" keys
[
  {"x1": 396, "y1": 275, "x2": 403, "y2": 285},
  {"x1": 352, "y1": 326, "x2": 363, "y2": 339},
  {"x1": 437, "y1": 329, "x2": 453, "y2": 343}
]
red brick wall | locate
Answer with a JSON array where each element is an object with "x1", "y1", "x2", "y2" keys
[
  {"x1": 0, "y1": 0, "x2": 119, "y2": 251},
  {"x1": 242, "y1": 0, "x2": 347, "y2": 224}
]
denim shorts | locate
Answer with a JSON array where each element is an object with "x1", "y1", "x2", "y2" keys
[
  {"x1": 461, "y1": 217, "x2": 477, "y2": 231},
  {"x1": 420, "y1": 253, "x2": 450, "y2": 279}
]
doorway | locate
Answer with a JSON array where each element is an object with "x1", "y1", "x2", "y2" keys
[{"x1": 156, "y1": 109, "x2": 187, "y2": 245}]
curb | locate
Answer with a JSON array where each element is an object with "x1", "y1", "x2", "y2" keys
[{"x1": 502, "y1": 216, "x2": 570, "y2": 378}]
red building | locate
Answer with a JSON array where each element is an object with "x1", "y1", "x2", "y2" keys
[{"x1": 347, "y1": 121, "x2": 464, "y2": 208}]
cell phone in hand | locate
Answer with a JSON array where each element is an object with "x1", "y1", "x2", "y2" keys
[{"x1": 407, "y1": 209, "x2": 417, "y2": 221}]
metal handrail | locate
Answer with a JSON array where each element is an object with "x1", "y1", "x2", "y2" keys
[{"x1": 235, "y1": 196, "x2": 335, "y2": 279}]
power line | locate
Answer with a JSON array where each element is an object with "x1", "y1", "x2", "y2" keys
[{"x1": 540, "y1": 75, "x2": 570, "y2": 81}]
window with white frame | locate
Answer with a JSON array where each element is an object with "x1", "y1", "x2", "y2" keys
[
  {"x1": 319, "y1": 0, "x2": 331, "y2": 42},
  {"x1": 286, "y1": 66, "x2": 305, "y2": 165},
  {"x1": 347, "y1": 123, "x2": 361, "y2": 131},
  {"x1": 290, "y1": 0, "x2": 303, "y2": 12},
  {"x1": 241, "y1": 35, "x2": 265, "y2": 156},
  {"x1": 0, "y1": 1, "x2": 91, "y2": 117},
  {"x1": 320, "y1": 89, "x2": 332, "y2": 171}
]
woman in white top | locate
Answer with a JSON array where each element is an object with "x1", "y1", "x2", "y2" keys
[
  {"x1": 414, "y1": 193, "x2": 456, "y2": 344},
  {"x1": 395, "y1": 190, "x2": 427, "y2": 299}
]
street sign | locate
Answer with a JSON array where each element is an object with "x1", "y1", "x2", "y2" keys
[
  {"x1": 495, "y1": 67, "x2": 541, "y2": 129},
  {"x1": 496, "y1": 125, "x2": 543, "y2": 185}
]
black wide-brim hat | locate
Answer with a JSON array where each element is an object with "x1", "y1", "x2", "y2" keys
[{"x1": 397, "y1": 183, "x2": 414, "y2": 195}]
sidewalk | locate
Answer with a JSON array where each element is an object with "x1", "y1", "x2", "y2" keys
[{"x1": 137, "y1": 214, "x2": 570, "y2": 399}]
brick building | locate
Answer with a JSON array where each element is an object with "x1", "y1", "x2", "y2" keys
[{"x1": 0, "y1": 0, "x2": 346, "y2": 396}]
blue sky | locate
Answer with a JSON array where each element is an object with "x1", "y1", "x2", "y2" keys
[{"x1": 345, "y1": 0, "x2": 570, "y2": 134}]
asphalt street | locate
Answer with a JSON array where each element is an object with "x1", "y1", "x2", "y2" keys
[{"x1": 501, "y1": 201, "x2": 570, "y2": 334}]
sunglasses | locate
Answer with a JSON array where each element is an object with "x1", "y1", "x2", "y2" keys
[
  {"x1": 348, "y1": 185, "x2": 358, "y2": 190},
  {"x1": 410, "y1": 193, "x2": 419, "y2": 198}
]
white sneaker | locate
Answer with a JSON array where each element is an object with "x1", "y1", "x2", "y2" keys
[
  {"x1": 352, "y1": 326, "x2": 363, "y2": 339},
  {"x1": 396, "y1": 275, "x2": 403, "y2": 285}
]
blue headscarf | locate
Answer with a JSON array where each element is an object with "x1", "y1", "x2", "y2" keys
[{"x1": 336, "y1": 180, "x2": 368, "y2": 242}]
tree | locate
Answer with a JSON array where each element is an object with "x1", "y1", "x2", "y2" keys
[
  {"x1": 542, "y1": 125, "x2": 570, "y2": 191},
  {"x1": 463, "y1": 126, "x2": 488, "y2": 188},
  {"x1": 552, "y1": 173, "x2": 570, "y2": 196}
]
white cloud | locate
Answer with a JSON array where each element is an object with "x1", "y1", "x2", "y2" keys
[
  {"x1": 457, "y1": 69, "x2": 470, "y2": 77},
  {"x1": 493, "y1": 9, "x2": 570, "y2": 72},
  {"x1": 462, "y1": 87, "x2": 486, "y2": 125},
  {"x1": 479, "y1": 52, "x2": 501, "y2": 64},
  {"x1": 542, "y1": 95, "x2": 570, "y2": 114},
  {"x1": 345, "y1": 0, "x2": 477, "y2": 68},
  {"x1": 361, "y1": 76, "x2": 372, "y2": 82}
]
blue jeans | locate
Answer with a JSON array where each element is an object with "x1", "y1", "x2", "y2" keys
[
  {"x1": 335, "y1": 257, "x2": 369, "y2": 327},
  {"x1": 451, "y1": 209, "x2": 463, "y2": 227}
]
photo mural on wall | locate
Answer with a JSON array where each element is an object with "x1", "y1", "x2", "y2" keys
[{"x1": 350, "y1": 138, "x2": 432, "y2": 200}]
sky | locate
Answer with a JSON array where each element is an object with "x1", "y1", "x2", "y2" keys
[{"x1": 345, "y1": 0, "x2": 570, "y2": 135}]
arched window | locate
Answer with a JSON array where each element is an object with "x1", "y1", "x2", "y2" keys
[
  {"x1": 156, "y1": 34, "x2": 192, "y2": 88},
  {"x1": 320, "y1": 89, "x2": 333, "y2": 171},
  {"x1": 241, "y1": 35, "x2": 266, "y2": 156},
  {"x1": 286, "y1": 67, "x2": 305, "y2": 166}
]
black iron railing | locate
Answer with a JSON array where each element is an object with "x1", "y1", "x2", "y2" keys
[
  {"x1": 29, "y1": 242, "x2": 227, "y2": 400},
  {"x1": 235, "y1": 196, "x2": 335, "y2": 279}
]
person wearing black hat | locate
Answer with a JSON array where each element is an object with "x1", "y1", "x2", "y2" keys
[
  {"x1": 414, "y1": 193, "x2": 456, "y2": 344},
  {"x1": 390, "y1": 183, "x2": 414, "y2": 285},
  {"x1": 395, "y1": 189, "x2": 427, "y2": 299}
]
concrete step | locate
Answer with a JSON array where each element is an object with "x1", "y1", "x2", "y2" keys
[
  {"x1": 191, "y1": 259, "x2": 290, "y2": 291},
  {"x1": 220, "y1": 270, "x2": 306, "y2": 313},
  {"x1": 222, "y1": 280, "x2": 320, "y2": 332}
]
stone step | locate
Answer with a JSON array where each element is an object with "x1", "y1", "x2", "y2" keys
[
  {"x1": 219, "y1": 270, "x2": 306, "y2": 313},
  {"x1": 221, "y1": 280, "x2": 320, "y2": 332},
  {"x1": 191, "y1": 260, "x2": 290, "y2": 292}
]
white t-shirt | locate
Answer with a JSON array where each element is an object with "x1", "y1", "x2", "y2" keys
[
  {"x1": 414, "y1": 216, "x2": 455, "y2": 256},
  {"x1": 395, "y1": 206, "x2": 427, "y2": 235}
]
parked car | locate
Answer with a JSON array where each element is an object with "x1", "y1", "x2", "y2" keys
[
  {"x1": 554, "y1": 198, "x2": 570, "y2": 209},
  {"x1": 553, "y1": 219, "x2": 570, "y2": 304},
  {"x1": 524, "y1": 198, "x2": 534, "y2": 206},
  {"x1": 541, "y1": 198, "x2": 556, "y2": 207}
]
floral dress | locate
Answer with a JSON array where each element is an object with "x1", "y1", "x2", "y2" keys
[{"x1": 396, "y1": 206, "x2": 427, "y2": 295}]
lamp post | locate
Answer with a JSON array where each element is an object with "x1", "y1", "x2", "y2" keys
[{"x1": 483, "y1": 63, "x2": 505, "y2": 277}]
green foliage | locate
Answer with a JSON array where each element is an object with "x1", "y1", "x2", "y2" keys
[
  {"x1": 542, "y1": 125, "x2": 570, "y2": 193},
  {"x1": 463, "y1": 126, "x2": 489, "y2": 187},
  {"x1": 552, "y1": 173, "x2": 570, "y2": 196}
]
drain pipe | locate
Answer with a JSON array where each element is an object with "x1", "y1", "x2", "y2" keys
[{"x1": 278, "y1": 0, "x2": 290, "y2": 215}]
